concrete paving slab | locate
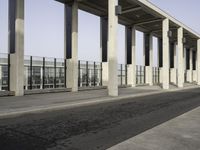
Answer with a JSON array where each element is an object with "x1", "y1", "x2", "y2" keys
[{"x1": 108, "y1": 106, "x2": 200, "y2": 150}]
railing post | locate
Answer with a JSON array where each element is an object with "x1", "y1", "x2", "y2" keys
[
  {"x1": 140, "y1": 66, "x2": 142, "y2": 84},
  {"x1": 100, "y1": 62, "x2": 103, "y2": 86},
  {"x1": 94, "y1": 62, "x2": 96, "y2": 86},
  {"x1": 64, "y1": 59, "x2": 67, "y2": 88},
  {"x1": 158, "y1": 67, "x2": 160, "y2": 83},
  {"x1": 8, "y1": 54, "x2": 10, "y2": 91},
  {"x1": 144, "y1": 66, "x2": 146, "y2": 84},
  {"x1": 54, "y1": 58, "x2": 57, "y2": 88},
  {"x1": 42, "y1": 57, "x2": 45, "y2": 89},
  {"x1": 78, "y1": 60, "x2": 80, "y2": 87},
  {"x1": 86, "y1": 61, "x2": 89, "y2": 86},
  {"x1": 121, "y1": 64, "x2": 123, "y2": 85},
  {"x1": 136, "y1": 65, "x2": 138, "y2": 85},
  {"x1": 7, "y1": 54, "x2": 10, "y2": 91},
  {"x1": 29, "y1": 56, "x2": 33, "y2": 90},
  {"x1": 125, "y1": 65, "x2": 127, "y2": 85}
]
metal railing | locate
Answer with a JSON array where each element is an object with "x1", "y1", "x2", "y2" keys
[
  {"x1": 153, "y1": 67, "x2": 160, "y2": 84},
  {"x1": 24, "y1": 56, "x2": 66, "y2": 90},
  {"x1": 136, "y1": 65, "x2": 145, "y2": 85},
  {"x1": 78, "y1": 60, "x2": 102, "y2": 87},
  {"x1": 118, "y1": 64, "x2": 127, "y2": 86},
  {"x1": 0, "y1": 53, "x2": 9, "y2": 91}
]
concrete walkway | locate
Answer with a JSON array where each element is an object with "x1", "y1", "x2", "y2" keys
[
  {"x1": 0, "y1": 85, "x2": 198, "y2": 118},
  {"x1": 108, "y1": 106, "x2": 200, "y2": 150}
]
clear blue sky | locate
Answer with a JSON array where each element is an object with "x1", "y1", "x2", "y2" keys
[{"x1": 0, "y1": 0, "x2": 200, "y2": 65}]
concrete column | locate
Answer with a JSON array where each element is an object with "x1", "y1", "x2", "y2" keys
[
  {"x1": 162, "y1": 19, "x2": 170, "y2": 89},
  {"x1": 177, "y1": 27, "x2": 184, "y2": 88},
  {"x1": 183, "y1": 48, "x2": 187, "y2": 83},
  {"x1": 169, "y1": 42, "x2": 177, "y2": 84},
  {"x1": 108, "y1": 0, "x2": 118, "y2": 96},
  {"x1": 157, "y1": 38, "x2": 163, "y2": 83},
  {"x1": 8, "y1": 0, "x2": 24, "y2": 96},
  {"x1": 149, "y1": 34, "x2": 153, "y2": 86},
  {"x1": 173, "y1": 43, "x2": 177, "y2": 84},
  {"x1": 0, "y1": 66, "x2": 2, "y2": 90},
  {"x1": 100, "y1": 17, "x2": 109, "y2": 86},
  {"x1": 64, "y1": 1, "x2": 78, "y2": 91},
  {"x1": 197, "y1": 39, "x2": 200, "y2": 85},
  {"x1": 144, "y1": 33, "x2": 153, "y2": 85},
  {"x1": 193, "y1": 50, "x2": 197, "y2": 83},
  {"x1": 188, "y1": 48, "x2": 193, "y2": 83},
  {"x1": 126, "y1": 26, "x2": 136, "y2": 87},
  {"x1": 174, "y1": 43, "x2": 177, "y2": 68}
]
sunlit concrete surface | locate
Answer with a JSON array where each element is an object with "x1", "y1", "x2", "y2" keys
[{"x1": 108, "y1": 106, "x2": 200, "y2": 150}]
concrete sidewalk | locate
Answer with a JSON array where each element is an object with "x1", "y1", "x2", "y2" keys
[
  {"x1": 0, "y1": 85, "x2": 198, "y2": 118},
  {"x1": 108, "y1": 106, "x2": 200, "y2": 150}
]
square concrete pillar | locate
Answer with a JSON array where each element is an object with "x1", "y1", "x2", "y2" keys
[
  {"x1": 144, "y1": 33, "x2": 153, "y2": 86},
  {"x1": 157, "y1": 38, "x2": 163, "y2": 84},
  {"x1": 0, "y1": 66, "x2": 2, "y2": 90},
  {"x1": 162, "y1": 18, "x2": 170, "y2": 89},
  {"x1": 126, "y1": 26, "x2": 136, "y2": 87},
  {"x1": 172, "y1": 43, "x2": 177, "y2": 84},
  {"x1": 100, "y1": 17, "x2": 109, "y2": 86},
  {"x1": 108, "y1": 0, "x2": 119, "y2": 96},
  {"x1": 64, "y1": 1, "x2": 78, "y2": 91},
  {"x1": 157, "y1": 38, "x2": 163, "y2": 68},
  {"x1": 197, "y1": 39, "x2": 200, "y2": 85},
  {"x1": 8, "y1": 0, "x2": 24, "y2": 96},
  {"x1": 149, "y1": 34, "x2": 153, "y2": 86},
  {"x1": 177, "y1": 27, "x2": 184, "y2": 88},
  {"x1": 188, "y1": 48, "x2": 193, "y2": 83},
  {"x1": 169, "y1": 42, "x2": 177, "y2": 84},
  {"x1": 174, "y1": 43, "x2": 177, "y2": 69}
]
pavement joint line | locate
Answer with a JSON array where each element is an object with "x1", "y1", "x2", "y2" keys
[{"x1": 0, "y1": 85, "x2": 199, "y2": 118}]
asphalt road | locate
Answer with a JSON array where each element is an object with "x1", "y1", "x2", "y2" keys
[{"x1": 0, "y1": 88, "x2": 200, "y2": 150}]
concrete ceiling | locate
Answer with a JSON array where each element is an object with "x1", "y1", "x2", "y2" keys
[{"x1": 55, "y1": 0, "x2": 199, "y2": 49}]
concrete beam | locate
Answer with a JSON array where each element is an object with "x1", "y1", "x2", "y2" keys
[
  {"x1": 135, "y1": 18, "x2": 162, "y2": 26},
  {"x1": 108, "y1": 0, "x2": 118, "y2": 96},
  {"x1": 8, "y1": 0, "x2": 24, "y2": 96},
  {"x1": 121, "y1": 6, "x2": 142, "y2": 14}
]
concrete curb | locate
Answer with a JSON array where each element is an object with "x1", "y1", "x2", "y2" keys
[{"x1": 0, "y1": 86, "x2": 199, "y2": 118}]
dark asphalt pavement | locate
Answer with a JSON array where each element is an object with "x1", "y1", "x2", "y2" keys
[{"x1": 0, "y1": 88, "x2": 200, "y2": 150}]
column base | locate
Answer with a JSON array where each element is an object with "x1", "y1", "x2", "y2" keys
[{"x1": 66, "y1": 59, "x2": 78, "y2": 92}]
